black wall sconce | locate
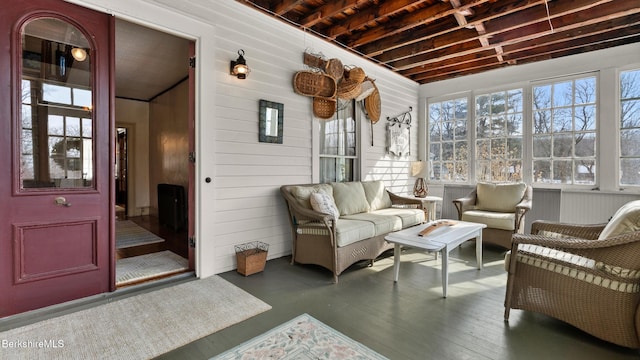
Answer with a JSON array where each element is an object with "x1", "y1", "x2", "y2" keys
[{"x1": 230, "y1": 49, "x2": 250, "y2": 79}]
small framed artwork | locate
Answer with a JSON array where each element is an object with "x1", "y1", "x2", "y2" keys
[{"x1": 259, "y1": 99, "x2": 284, "y2": 144}]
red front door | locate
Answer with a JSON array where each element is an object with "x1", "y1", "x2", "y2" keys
[{"x1": 0, "y1": 0, "x2": 113, "y2": 316}]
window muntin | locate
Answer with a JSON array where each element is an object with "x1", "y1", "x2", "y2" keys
[
  {"x1": 428, "y1": 97, "x2": 469, "y2": 182},
  {"x1": 620, "y1": 69, "x2": 640, "y2": 186},
  {"x1": 475, "y1": 89, "x2": 523, "y2": 182},
  {"x1": 532, "y1": 76, "x2": 597, "y2": 185},
  {"x1": 319, "y1": 100, "x2": 357, "y2": 183}
]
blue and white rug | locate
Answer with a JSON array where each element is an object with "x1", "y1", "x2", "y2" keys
[{"x1": 212, "y1": 313, "x2": 388, "y2": 359}]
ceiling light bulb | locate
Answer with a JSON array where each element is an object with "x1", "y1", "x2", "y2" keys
[{"x1": 71, "y1": 48, "x2": 87, "y2": 62}]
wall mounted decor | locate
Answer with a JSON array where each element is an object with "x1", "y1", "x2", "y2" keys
[
  {"x1": 386, "y1": 107, "x2": 412, "y2": 157},
  {"x1": 259, "y1": 99, "x2": 283, "y2": 143}
]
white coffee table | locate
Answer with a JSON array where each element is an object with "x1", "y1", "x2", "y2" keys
[{"x1": 385, "y1": 220, "x2": 486, "y2": 297}]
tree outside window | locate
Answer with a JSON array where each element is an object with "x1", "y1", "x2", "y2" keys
[
  {"x1": 532, "y1": 76, "x2": 597, "y2": 185},
  {"x1": 428, "y1": 98, "x2": 468, "y2": 182},
  {"x1": 620, "y1": 69, "x2": 640, "y2": 186},
  {"x1": 475, "y1": 89, "x2": 523, "y2": 182}
]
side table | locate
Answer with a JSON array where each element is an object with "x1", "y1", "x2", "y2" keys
[{"x1": 404, "y1": 195, "x2": 442, "y2": 221}]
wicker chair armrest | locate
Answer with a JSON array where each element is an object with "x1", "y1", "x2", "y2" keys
[
  {"x1": 511, "y1": 230, "x2": 640, "y2": 271},
  {"x1": 512, "y1": 230, "x2": 640, "y2": 250},
  {"x1": 516, "y1": 199, "x2": 532, "y2": 212},
  {"x1": 452, "y1": 192, "x2": 476, "y2": 220},
  {"x1": 294, "y1": 206, "x2": 335, "y2": 223},
  {"x1": 387, "y1": 191, "x2": 424, "y2": 206},
  {"x1": 280, "y1": 185, "x2": 336, "y2": 224},
  {"x1": 530, "y1": 220, "x2": 606, "y2": 239},
  {"x1": 453, "y1": 196, "x2": 476, "y2": 207}
]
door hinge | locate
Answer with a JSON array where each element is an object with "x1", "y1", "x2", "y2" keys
[
  {"x1": 189, "y1": 237, "x2": 196, "y2": 248},
  {"x1": 189, "y1": 152, "x2": 196, "y2": 163},
  {"x1": 189, "y1": 57, "x2": 196, "y2": 68}
]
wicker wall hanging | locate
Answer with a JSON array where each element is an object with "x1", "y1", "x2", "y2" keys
[
  {"x1": 296, "y1": 51, "x2": 382, "y2": 122},
  {"x1": 313, "y1": 97, "x2": 337, "y2": 119},
  {"x1": 293, "y1": 71, "x2": 337, "y2": 98}
]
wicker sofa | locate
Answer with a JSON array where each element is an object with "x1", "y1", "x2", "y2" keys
[
  {"x1": 280, "y1": 181, "x2": 425, "y2": 282},
  {"x1": 504, "y1": 200, "x2": 640, "y2": 348}
]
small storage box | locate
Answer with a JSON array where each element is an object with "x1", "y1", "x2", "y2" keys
[{"x1": 235, "y1": 241, "x2": 269, "y2": 276}]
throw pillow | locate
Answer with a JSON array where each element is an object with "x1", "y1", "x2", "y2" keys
[
  {"x1": 310, "y1": 192, "x2": 340, "y2": 220},
  {"x1": 598, "y1": 200, "x2": 640, "y2": 239},
  {"x1": 290, "y1": 184, "x2": 333, "y2": 209}
]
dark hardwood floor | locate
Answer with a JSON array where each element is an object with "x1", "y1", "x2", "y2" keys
[
  {"x1": 116, "y1": 215, "x2": 188, "y2": 260},
  {"x1": 2, "y1": 230, "x2": 638, "y2": 359},
  {"x1": 157, "y1": 244, "x2": 640, "y2": 360}
]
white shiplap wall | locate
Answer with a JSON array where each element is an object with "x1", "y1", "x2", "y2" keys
[
  {"x1": 205, "y1": 1, "x2": 420, "y2": 272},
  {"x1": 70, "y1": 0, "x2": 419, "y2": 276}
]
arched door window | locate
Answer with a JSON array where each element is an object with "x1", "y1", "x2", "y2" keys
[{"x1": 20, "y1": 17, "x2": 93, "y2": 190}]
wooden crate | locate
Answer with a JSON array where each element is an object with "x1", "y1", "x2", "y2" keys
[{"x1": 235, "y1": 241, "x2": 268, "y2": 276}]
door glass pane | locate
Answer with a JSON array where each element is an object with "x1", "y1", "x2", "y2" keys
[{"x1": 20, "y1": 18, "x2": 93, "y2": 189}]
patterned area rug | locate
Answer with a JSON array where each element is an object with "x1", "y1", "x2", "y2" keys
[
  {"x1": 1, "y1": 276, "x2": 272, "y2": 359},
  {"x1": 212, "y1": 314, "x2": 388, "y2": 359},
  {"x1": 115, "y1": 220, "x2": 165, "y2": 249},
  {"x1": 116, "y1": 250, "x2": 188, "y2": 286}
]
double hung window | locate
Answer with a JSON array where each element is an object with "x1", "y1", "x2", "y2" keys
[
  {"x1": 319, "y1": 100, "x2": 358, "y2": 183},
  {"x1": 620, "y1": 69, "x2": 640, "y2": 186}
]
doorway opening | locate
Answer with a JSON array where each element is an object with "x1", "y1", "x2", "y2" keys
[
  {"x1": 116, "y1": 127, "x2": 127, "y2": 220},
  {"x1": 113, "y1": 18, "x2": 194, "y2": 288}
]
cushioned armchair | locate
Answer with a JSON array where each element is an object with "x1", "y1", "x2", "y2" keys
[
  {"x1": 453, "y1": 182, "x2": 532, "y2": 249},
  {"x1": 504, "y1": 200, "x2": 640, "y2": 349}
]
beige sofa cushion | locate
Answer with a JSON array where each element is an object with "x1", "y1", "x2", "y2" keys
[
  {"x1": 290, "y1": 184, "x2": 333, "y2": 210},
  {"x1": 598, "y1": 200, "x2": 640, "y2": 240},
  {"x1": 361, "y1": 181, "x2": 392, "y2": 211},
  {"x1": 462, "y1": 210, "x2": 515, "y2": 231},
  {"x1": 331, "y1": 182, "x2": 370, "y2": 216},
  {"x1": 334, "y1": 219, "x2": 376, "y2": 247},
  {"x1": 341, "y1": 213, "x2": 402, "y2": 236},
  {"x1": 476, "y1": 182, "x2": 526, "y2": 212},
  {"x1": 371, "y1": 208, "x2": 425, "y2": 228}
]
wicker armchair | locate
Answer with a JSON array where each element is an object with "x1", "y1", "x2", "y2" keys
[
  {"x1": 504, "y1": 215, "x2": 640, "y2": 349},
  {"x1": 453, "y1": 182, "x2": 532, "y2": 249}
]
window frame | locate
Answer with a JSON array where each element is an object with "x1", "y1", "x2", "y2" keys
[
  {"x1": 426, "y1": 72, "x2": 601, "y2": 190},
  {"x1": 426, "y1": 93, "x2": 470, "y2": 183},
  {"x1": 619, "y1": 67, "x2": 640, "y2": 188},
  {"x1": 318, "y1": 99, "x2": 359, "y2": 183},
  {"x1": 529, "y1": 73, "x2": 598, "y2": 188}
]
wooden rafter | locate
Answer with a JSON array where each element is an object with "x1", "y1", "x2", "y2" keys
[{"x1": 237, "y1": 0, "x2": 640, "y2": 84}]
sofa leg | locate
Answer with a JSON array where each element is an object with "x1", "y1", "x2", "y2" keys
[
  {"x1": 332, "y1": 273, "x2": 338, "y2": 283},
  {"x1": 504, "y1": 307, "x2": 511, "y2": 321}
]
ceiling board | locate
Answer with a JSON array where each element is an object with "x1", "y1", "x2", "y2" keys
[{"x1": 115, "y1": 19, "x2": 189, "y2": 101}]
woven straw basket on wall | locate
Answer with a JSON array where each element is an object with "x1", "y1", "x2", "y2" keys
[
  {"x1": 364, "y1": 82, "x2": 381, "y2": 123},
  {"x1": 293, "y1": 71, "x2": 337, "y2": 98}
]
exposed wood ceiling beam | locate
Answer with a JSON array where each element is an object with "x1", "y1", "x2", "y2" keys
[
  {"x1": 385, "y1": 0, "x2": 637, "y2": 71},
  {"x1": 236, "y1": 0, "x2": 640, "y2": 84},
  {"x1": 408, "y1": 19, "x2": 640, "y2": 82},
  {"x1": 323, "y1": 0, "x2": 429, "y2": 40}
]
